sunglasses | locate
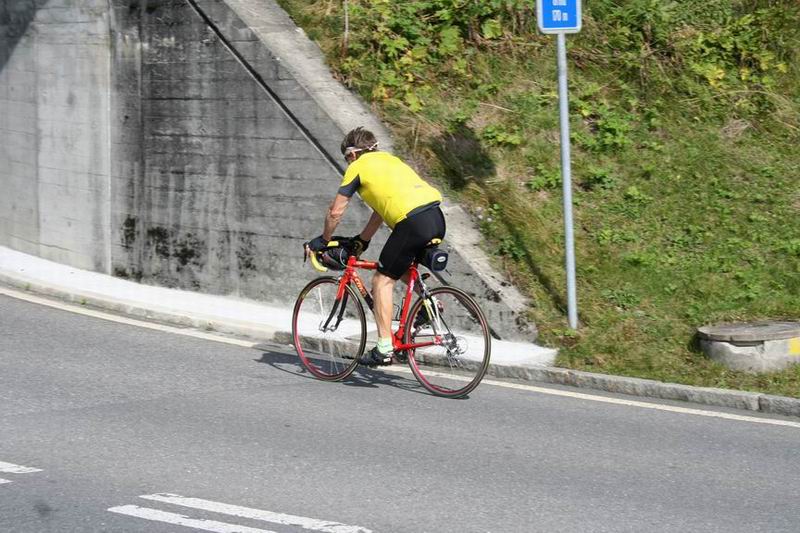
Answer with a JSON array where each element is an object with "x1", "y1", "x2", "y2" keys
[{"x1": 343, "y1": 147, "x2": 360, "y2": 161}]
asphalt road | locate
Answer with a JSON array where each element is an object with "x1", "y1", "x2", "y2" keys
[{"x1": 2, "y1": 293, "x2": 799, "y2": 533}]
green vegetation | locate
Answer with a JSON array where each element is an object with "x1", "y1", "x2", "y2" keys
[{"x1": 278, "y1": 0, "x2": 800, "y2": 396}]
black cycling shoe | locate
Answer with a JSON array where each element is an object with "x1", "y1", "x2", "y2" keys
[{"x1": 359, "y1": 346, "x2": 393, "y2": 367}]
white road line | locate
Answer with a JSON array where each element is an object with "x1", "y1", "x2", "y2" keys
[
  {"x1": 484, "y1": 378, "x2": 800, "y2": 429},
  {"x1": 0, "y1": 461, "x2": 42, "y2": 474},
  {"x1": 4, "y1": 285, "x2": 800, "y2": 429},
  {"x1": 108, "y1": 505, "x2": 277, "y2": 533},
  {"x1": 140, "y1": 493, "x2": 373, "y2": 533},
  {"x1": 384, "y1": 366, "x2": 800, "y2": 429},
  {"x1": 0, "y1": 287, "x2": 255, "y2": 348},
  {"x1": 0, "y1": 478, "x2": 12, "y2": 485}
]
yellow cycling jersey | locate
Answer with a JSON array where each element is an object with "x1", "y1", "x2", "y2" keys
[{"x1": 338, "y1": 151, "x2": 442, "y2": 229}]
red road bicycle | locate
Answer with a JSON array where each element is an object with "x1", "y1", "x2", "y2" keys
[{"x1": 292, "y1": 241, "x2": 491, "y2": 398}]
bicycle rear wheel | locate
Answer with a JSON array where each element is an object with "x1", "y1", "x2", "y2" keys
[
  {"x1": 292, "y1": 277, "x2": 366, "y2": 381},
  {"x1": 404, "y1": 286, "x2": 491, "y2": 398}
]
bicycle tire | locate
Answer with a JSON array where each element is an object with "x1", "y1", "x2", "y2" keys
[
  {"x1": 404, "y1": 286, "x2": 491, "y2": 398},
  {"x1": 292, "y1": 277, "x2": 366, "y2": 381}
]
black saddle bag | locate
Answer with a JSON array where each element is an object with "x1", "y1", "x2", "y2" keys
[{"x1": 421, "y1": 245, "x2": 449, "y2": 272}]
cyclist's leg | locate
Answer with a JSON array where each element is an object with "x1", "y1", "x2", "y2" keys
[
  {"x1": 409, "y1": 207, "x2": 446, "y2": 265},
  {"x1": 371, "y1": 271, "x2": 396, "y2": 341},
  {"x1": 362, "y1": 224, "x2": 415, "y2": 365},
  {"x1": 404, "y1": 207, "x2": 447, "y2": 328},
  {"x1": 384, "y1": 206, "x2": 446, "y2": 300},
  {"x1": 358, "y1": 270, "x2": 397, "y2": 366},
  {"x1": 388, "y1": 207, "x2": 446, "y2": 286},
  {"x1": 369, "y1": 207, "x2": 446, "y2": 360}
]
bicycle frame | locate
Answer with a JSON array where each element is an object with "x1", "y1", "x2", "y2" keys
[{"x1": 334, "y1": 255, "x2": 441, "y2": 353}]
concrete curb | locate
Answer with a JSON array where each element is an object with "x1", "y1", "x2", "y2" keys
[
  {"x1": 495, "y1": 366, "x2": 800, "y2": 418},
  {"x1": 0, "y1": 271, "x2": 285, "y2": 343},
  {"x1": 2, "y1": 255, "x2": 799, "y2": 418}
]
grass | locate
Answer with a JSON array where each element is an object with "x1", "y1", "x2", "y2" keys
[{"x1": 275, "y1": 0, "x2": 800, "y2": 397}]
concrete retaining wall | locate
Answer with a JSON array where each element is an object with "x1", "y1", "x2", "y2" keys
[
  {"x1": 108, "y1": 0, "x2": 371, "y2": 302},
  {"x1": 1, "y1": 0, "x2": 111, "y2": 272},
  {"x1": 0, "y1": 0, "x2": 537, "y2": 341}
]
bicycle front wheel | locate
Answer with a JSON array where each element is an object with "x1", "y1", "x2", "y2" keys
[
  {"x1": 292, "y1": 277, "x2": 366, "y2": 381},
  {"x1": 404, "y1": 286, "x2": 491, "y2": 398}
]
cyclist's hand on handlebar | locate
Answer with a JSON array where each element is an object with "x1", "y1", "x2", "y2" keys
[
  {"x1": 350, "y1": 235, "x2": 370, "y2": 257},
  {"x1": 307, "y1": 235, "x2": 327, "y2": 252}
]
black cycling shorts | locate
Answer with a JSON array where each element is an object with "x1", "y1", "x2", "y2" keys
[{"x1": 378, "y1": 205, "x2": 446, "y2": 280}]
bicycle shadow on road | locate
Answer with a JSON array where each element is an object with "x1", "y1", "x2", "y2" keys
[{"x1": 254, "y1": 345, "x2": 431, "y2": 396}]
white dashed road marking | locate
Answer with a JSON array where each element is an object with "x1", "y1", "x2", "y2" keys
[
  {"x1": 0, "y1": 461, "x2": 42, "y2": 486},
  {"x1": 0, "y1": 461, "x2": 42, "y2": 474},
  {"x1": 108, "y1": 493, "x2": 373, "y2": 533},
  {"x1": 139, "y1": 493, "x2": 371, "y2": 532},
  {"x1": 108, "y1": 505, "x2": 278, "y2": 533}
]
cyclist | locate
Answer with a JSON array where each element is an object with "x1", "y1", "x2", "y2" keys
[{"x1": 307, "y1": 127, "x2": 446, "y2": 366}]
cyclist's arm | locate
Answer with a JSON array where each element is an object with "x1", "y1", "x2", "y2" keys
[
  {"x1": 322, "y1": 194, "x2": 350, "y2": 241},
  {"x1": 359, "y1": 210, "x2": 383, "y2": 241}
]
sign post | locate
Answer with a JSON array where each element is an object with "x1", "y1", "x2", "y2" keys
[{"x1": 537, "y1": 0, "x2": 581, "y2": 329}]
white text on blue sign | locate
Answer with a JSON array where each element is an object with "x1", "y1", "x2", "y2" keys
[{"x1": 537, "y1": 0, "x2": 582, "y2": 33}]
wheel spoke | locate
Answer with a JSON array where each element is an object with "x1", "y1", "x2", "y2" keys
[
  {"x1": 293, "y1": 278, "x2": 365, "y2": 381},
  {"x1": 405, "y1": 287, "x2": 491, "y2": 398}
]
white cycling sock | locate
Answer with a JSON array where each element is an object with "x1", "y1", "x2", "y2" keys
[{"x1": 376, "y1": 337, "x2": 393, "y2": 354}]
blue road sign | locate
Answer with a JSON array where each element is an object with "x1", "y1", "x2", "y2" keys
[{"x1": 537, "y1": 0, "x2": 582, "y2": 34}]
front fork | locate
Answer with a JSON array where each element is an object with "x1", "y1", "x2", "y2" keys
[
  {"x1": 319, "y1": 271, "x2": 361, "y2": 333},
  {"x1": 320, "y1": 291, "x2": 348, "y2": 332},
  {"x1": 319, "y1": 270, "x2": 375, "y2": 333}
]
